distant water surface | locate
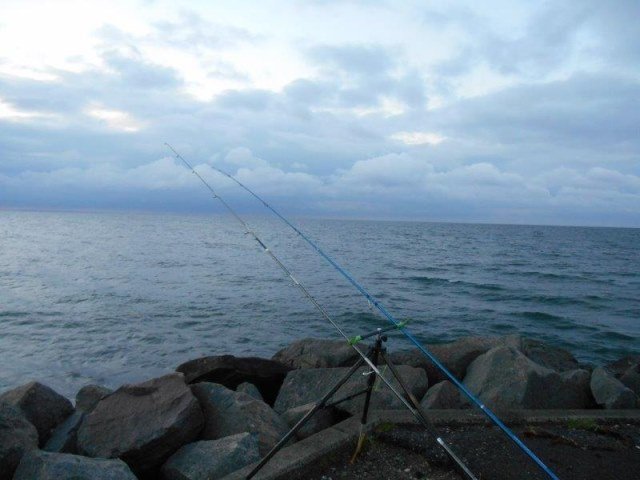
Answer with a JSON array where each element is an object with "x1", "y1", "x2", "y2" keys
[{"x1": 1, "y1": 210, "x2": 638, "y2": 397}]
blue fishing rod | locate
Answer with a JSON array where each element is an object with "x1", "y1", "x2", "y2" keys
[
  {"x1": 166, "y1": 144, "x2": 559, "y2": 480},
  {"x1": 165, "y1": 144, "x2": 478, "y2": 479}
]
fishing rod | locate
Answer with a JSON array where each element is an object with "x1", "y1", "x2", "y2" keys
[
  {"x1": 167, "y1": 145, "x2": 560, "y2": 480},
  {"x1": 165, "y1": 143, "x2": 477, "y2": 479}
]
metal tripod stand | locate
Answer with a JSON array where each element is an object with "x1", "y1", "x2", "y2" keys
[{"x1": 246, "y1": 326, "x2": 477, "y2": 479}]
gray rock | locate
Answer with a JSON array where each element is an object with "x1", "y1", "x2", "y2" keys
[
  {"x1": 43, "y1": 411, "x2": 84, "y2": 454},
  {"x1": 390, "y1": 336, "x2": 500, "y2": 384},
  {"x1": 274, "y1": 365, "x2": 428, "y2": 416},
  {"x1": 390, "y1": 335, "x2": 580, "y2": 385},
  {"x1": 605, "y1": 355, "x2": 640, "y2": 378},
  {"x1": 502, "y1": 335, "x2": 580, "y2": 372},
  {"x1": 620, "y1": 363, "x2": 640, "y2": 395},
  {"x1": 420, "y1": 381, "x2": 465, "y2": 410},
  {"x1": 272, "y1": 338, "x2": 360, "y2": 370},
  {"x1": 75, "y1": 385, "x2": 112, "y2": 412},
  {"x1": 0, "y1": 402, "x2": 38, "y2": 480},
  {"x1": 77, "y1": 373, "x2": 203, "y2": 477},
  {"x1": 191, "y1": 382, "x2": 288, "y2": 456},
  {"x1": 236, "y1": 382, "x2": 263, "y2": 402},
  {"x1": 558, "y1": 369, "x2": 596, "y2": 408},
  {"x1": 0, "y1": 382, "x2": 74, "y2": 445},
  {"x1": 161, "y1": 433, "x2": 260, "y2": 480},
  {"x1": 13, "y1": 449, "x2": 137, "y2": 480},
  {"x1": 463, "y1": 346, "x2": 593, "y2": 410},
  {"x1": 280, "y1": 403, "x2": 335, "y2": 440},
  {"x1": 176, "y1": 355, "x2": 291, "y2": 406},
  {"x1": 590, "y1": 367, "x2": 638, "y2": 409}
]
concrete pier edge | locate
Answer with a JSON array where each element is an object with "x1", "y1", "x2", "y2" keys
[{"x1": 220, "y1": 409, "x2": 640, "y2": 480}]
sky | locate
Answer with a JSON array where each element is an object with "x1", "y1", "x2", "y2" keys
[{"x1": 0, "y1": 0, "x2": 638, "y2": 226}]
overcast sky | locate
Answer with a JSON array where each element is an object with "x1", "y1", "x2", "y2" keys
[{"x1": 0, "y1": 1, "x2": 638, "y2": 226}]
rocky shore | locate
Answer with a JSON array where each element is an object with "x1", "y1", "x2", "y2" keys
[{"x1": 1, "y1": 334, "x2": 639, "y2": 480}]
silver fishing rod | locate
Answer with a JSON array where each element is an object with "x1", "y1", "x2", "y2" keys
[
  {"x1": 172, "y1": 147, "x2": 560, "y2": 480},
  {"x1": 165, "y1": 143, "x2": 477, "y2": 479}
]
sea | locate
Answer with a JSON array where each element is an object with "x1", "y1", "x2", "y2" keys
[{"x1": 1, "y1": 210, "x2": 638, "y2": 398}]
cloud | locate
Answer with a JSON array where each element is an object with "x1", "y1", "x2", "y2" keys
[
  {"x1": 85, "y1": 106, "x2": 143, "y2": 133},
  {"x1": 302, "y1": 43, "x2": 427, "y2": 111},
  {"x1": 0, "y1": 2, "x2": 638, "y2": 226},
  {"x1": 391, "y1": 131, "x2": 445, "y2": 146},
  {"x1": 223, "y1": 147, "x2": 268, "y2": 168}
]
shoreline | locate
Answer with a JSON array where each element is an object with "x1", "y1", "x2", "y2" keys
[{"x1": 1, "y1": 334, "x2": 639, "y2": 479}]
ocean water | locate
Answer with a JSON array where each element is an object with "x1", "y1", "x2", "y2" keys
[{"x1": 1, "y1": 210, "x2": 638, "y2": 398}]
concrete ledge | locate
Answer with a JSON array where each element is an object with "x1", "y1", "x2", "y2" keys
[
  {"x1": 370, "y1": 408, "x2": 640, "y2": 426},
  {"x1": 221, "y1": 409, "x2": 640, "y2": 480},
  {"x1": 220, "y1": 416, "x2": 370, "y2": 480}
]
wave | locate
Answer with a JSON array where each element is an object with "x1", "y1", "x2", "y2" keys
[
  {"x1": 407, "y1": 276, "x2": 506, "y2": 292},
  {"x1": 517, "y1": 311, "x2": 566, "y2": 321}
]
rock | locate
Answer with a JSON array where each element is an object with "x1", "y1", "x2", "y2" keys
[
  {"x1": 75, "y1": 385, "x2": 112, "y2": 412},
  {"x1": 274, "y1": 365, "x2": 428, "y2": 416},
  {"x1": 590, "y1": 367, "x2": 638, "y2": 409},
  {"x1": 272, "y1": 338, "x2": 360, "y2": 370},
  {"x1": 605, "y1": 355, "x2": 640, "y2": 378},
  {"x1": 390, "y1": 336, "x2": 500, "y2": 384},
  {"x1": 0, "y1": 402, "x2": 38, "y2": 480},
  {"x1": 463, "y1": 346, "x2": 593, "y2": 410},
  {"x1": 43, "y1": 411, "x2": 84, "y2": 454},
  {"x1": 191, "y1": 382, "x2": 288, "y2": 456},
  {"x1": 77, "y1": 373, "x2": 203, "y2": 477},
  {"x1": 558, "y1": 369, "x2": 596, "y2": 408},
  {"x1": 236, "y1": 382, "x2": 263, "y2": 402},
  {"x1": 160, "y1": 433, "x2": 260, "y2": 480},
  {"x1": 620, "y1": 363, "x2": 640, "y2": 395},
  {"x1": 420, "y1": 381, "x2": 465, "y2": 410},
  {"x1": 390, "y1": 335, "x2": 580, "y2": 385},
  {"x1": 46, "y1": 385, "x2": 110, "y2": 455},
  {"x1": 0, "y1": 382, "x2": 74, "y2": 445},
  {"x1": 13, "y1": 449, "x2": 137, "y2": 480},
  {"x1": 176, "y1": 355, "x2": 291, "y2": 406},
  {"x1": 280, "y1": 403, "x2": 335, "y2": 440},
  {"x1": 502, "y1": 335, "x2": 580, "y2": 372}
]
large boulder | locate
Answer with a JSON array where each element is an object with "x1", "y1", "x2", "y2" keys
[
  {"x1": 176, "y1": 355, "x2": 291, "y2": 406},
  {"x1": 13, "y1": 450, "x2": 137, "y2": 480},
  {"x1": 620, "y1": 363, "x2": 640, "y2": 395},
  {"x1": 272, "y1": 338, "x2": 360, "y2": 370},
  {"x1": 502, "y1": 335, "x2": 580, "y2": 372},
  {"x1": 0, "y1": 402, "x2": 38, "y2": 480},
  {"x1": 420, "y1": 381, "x2": 465, "y2": 410},
  {"x1": 463, "y1": 346, "x2": 593, "y2": 410},
  {"x1": 390, "y1": 335, "x2": 579, "y2": 385},
  {"x1": 605, "y1": 355, "x2": 640, "y2": 378},
  {"x1": 43, "y1": 411, "x2": 84, "y2": 454},
  {"x1": 236, "y1": 382, "x2": 263, "y2": 402},
  {"x1": 161, "y1": 433, "x2": 260, "y2": 480},
  {"x1": 191, "y1": 382, "x2": 288, "y2": 456},
  {"x1": 75, "y1": 385, "x2": 112, "y2": 412},
  {"x1": 0, "y1": 382, "x2": 74, "y2": 445},
  {"x1": 77, "y1": 373, "x2": 203, "y2": 477},
  {"x1": 590, "y1": 367, "x2": 638, "y2": 409},
  {"x1": 390, "y1": 336, "x2": 500, "y2": 384},
  {"x1": 280, "y1": 403, "x2": 336, "y2": 440},
  {"x1": 46, "y1": 385, "x2": 111, "y2": 454},
  {"x1": 274, "y1": 365, "x2": 428, "y2": 416}
]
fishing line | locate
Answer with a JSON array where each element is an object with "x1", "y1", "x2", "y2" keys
[
  {"x1": 165, "y1": 143, "x2": 476, "y2": 478},
  {"x1": 169, "y1": 146, "x2": 559, "y2": 480}
]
